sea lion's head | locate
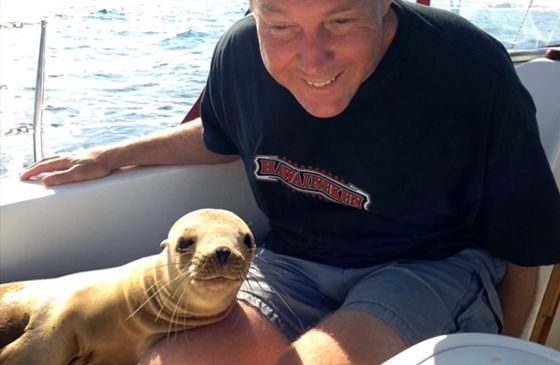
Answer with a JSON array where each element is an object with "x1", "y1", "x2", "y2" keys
[{"x1": 160, "y1": 209, "x2": 255, "y2": 299}]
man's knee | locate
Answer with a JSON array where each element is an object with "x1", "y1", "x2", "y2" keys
[
  {"x1": 277, "y1": 309, "x2": 407, "y2": 365},
  {"x1": 139, "y1": 301, "x2": 289, "y2": 365}
]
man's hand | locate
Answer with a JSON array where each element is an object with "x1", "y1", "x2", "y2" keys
[
  {"x1": 19, "y1": 148, "x2": 113, "y2": 186},
  {"x1": 18, "y1": 119, "x2": 239, "y2": 187}
]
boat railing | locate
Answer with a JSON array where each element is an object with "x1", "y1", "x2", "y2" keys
[
  {"x1": 33, "y1": 20, "x2": 47, "y2": 162},
  {"x1": 509, "y1": 48, "x2": 560, "y2": 64},
  {"x1": 0, "y1": 19, "x2": 47, "y2": 163}
]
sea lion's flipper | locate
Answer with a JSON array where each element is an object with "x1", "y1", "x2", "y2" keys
[
  {"x1": 0, "y1": 335, "x2": 76, "y2": 365},
  {"x1": 0, "y1": 320, "x2": 81, "y2": 365},
  {"x1": 0, "y1": 283, "x2": 30, "y2": 350},
  {"x1": 0, "y1": 283, "x2": 76, "y2": 365}
]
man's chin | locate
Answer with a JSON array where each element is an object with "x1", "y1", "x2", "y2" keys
[{"x1": 298, "y1": 98, "x2": 350, "y2": 119}]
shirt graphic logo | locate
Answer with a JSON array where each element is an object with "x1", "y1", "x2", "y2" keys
[{"x1": 254, "y1": 155, "x2": 371, "y2": 211}]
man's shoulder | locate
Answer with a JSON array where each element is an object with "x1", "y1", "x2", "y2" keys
[
  {"x1": 216, "y1": 15, "x2": 257, "y2": 52},
  {"x1": 397, "y1": 0, "x2": 499, "y2": 47},
  {"x1": 211, "y1": 14, "x2": 263, "y2": 84},
  {"x1": 228, "y1": 14, "x2": 256, "y2": 35},
  {"x1": 395, "y1": 0, "x2": 512, "y2": 77}
]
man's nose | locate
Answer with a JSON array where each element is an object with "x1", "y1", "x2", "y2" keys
[{"x1": 297, "y1": 28, "x2": 334, "y2": 74}]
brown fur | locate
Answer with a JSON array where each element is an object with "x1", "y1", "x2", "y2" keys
[
  {"x1": 0, "y1": 209, "x2": 255, "y2": 365},
  {"x1": 0, "y1": 284, "x2": 30, "y2": 349}
]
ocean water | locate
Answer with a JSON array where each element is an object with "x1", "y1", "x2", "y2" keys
[
  {"x1": 0, "y1": 0, "x2": 559, "y2": 179},
  {"x1": 0, "y1": 0, "x2": 247, "y2": 178}
]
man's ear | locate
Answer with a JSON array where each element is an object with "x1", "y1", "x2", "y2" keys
[
  {"x1": 381, "y1": 0, "x2": 393, "y2": 16},
  {"x1": 160, "y1": 239, "x2": 170, "y2": 250}
]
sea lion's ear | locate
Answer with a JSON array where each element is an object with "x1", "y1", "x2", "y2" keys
[{"x1": 160, "y1": 239, "x2": 170, "y2": 250}]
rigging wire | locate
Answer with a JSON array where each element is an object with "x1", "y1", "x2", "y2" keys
[{"x1": 512, "y1": 0, "x2": 535, "y2": 49}]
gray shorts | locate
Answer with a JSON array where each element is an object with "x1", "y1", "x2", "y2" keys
[{"x1": 238, "y1": 247, "x2": 506, "y2": 346}]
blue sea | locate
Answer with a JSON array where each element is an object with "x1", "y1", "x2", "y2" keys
[{"x1": 1, "y1": 0, "x2": 559, "y2": 178}]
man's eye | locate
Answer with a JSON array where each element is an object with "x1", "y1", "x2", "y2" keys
[
  {"x1": 334, "y1": 18, "x2": 351, "y2": 24},
  {"x1": 333, "y1": 17, "x2": 357, "y2": 26},
  {"x1": 269, "y1": 24, "x2": 290, "y2": 32},
  {"x1": 326, "y1": 18, "x2": 356, "y2": 34}
]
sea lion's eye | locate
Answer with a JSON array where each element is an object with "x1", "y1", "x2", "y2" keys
[
  {"x1": 243, "y1": 234, "x2": 254, "y2": 248},
  {"x1": 177, "y1": 237, "x2": 195, "y2": 252}
]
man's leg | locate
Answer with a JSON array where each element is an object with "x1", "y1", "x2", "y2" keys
[
  {"x1": 140, "y1": 248, "x2": 505, "y2": 365},
  {"x1": 497, "y1": 262, "x2": 538, "y2": 336},
  {"x1": 275, "y1": 248, "x2": 506, "y2": 365},
  {"x1": 140, "y1": 305, "x2": 405, "y2": 365},
  {"x1": 139, "y1": 245, "x2": 410, "y2": 365},
  {"x1": 138, "y1": 301, "x2": 289, "y2": 365},
  {"x1": 278, "y1": 309, "x2": 406, "y2": 365}
]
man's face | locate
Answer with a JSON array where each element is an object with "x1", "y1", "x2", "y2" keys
[{"x1": 252, "y1": 0, "x2": 396, "y2": 118}]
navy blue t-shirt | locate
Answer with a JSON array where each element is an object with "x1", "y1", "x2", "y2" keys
[{"x1": 200, "y1": 0, "x2": 560, "y2": 267}]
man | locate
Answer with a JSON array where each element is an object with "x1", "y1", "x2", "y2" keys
[{"x1": 20, "y1": 0, "x2": 560, "y2": 364}]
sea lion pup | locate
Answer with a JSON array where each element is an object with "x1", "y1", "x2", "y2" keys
[{"x1": 0, "y1": 208, "x2": 255, "y2": 365}]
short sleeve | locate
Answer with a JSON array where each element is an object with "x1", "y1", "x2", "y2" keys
[
  {"x1": 199, "y1": 33, "x2": 239, "y2": 155},
  {"x1": 472, "y1": 77, "x2": 560, "y2": 265}
]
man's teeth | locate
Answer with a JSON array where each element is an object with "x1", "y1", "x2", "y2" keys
[{"x1": 306, "y1": 77, "x2": 336, "y2": 88}]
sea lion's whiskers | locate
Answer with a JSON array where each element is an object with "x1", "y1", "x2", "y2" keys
[
  {"x1": 126, "y1": 276, "x2": 168, "y2": 321},
  {"x1": 261, "y1": 276, "x2": 303, "y2": 331},
  {"x1": 167, "y1": 286, "x2": 183, "y2": 342},
  {"x1": 0, "y1": 208, "x2": 254, "y2": 365},
  {"x1": 193, "y1": 254, "x2": 211, "y2": 280},
  {"x1": 154, "y1": 270, "x2": 190, "y2": 324},
  {"x1": 167, "y1": 276, "x2": 192, "y2": 343},
  {"x1": 126, "y1": 273, "x2": 184, "y2": 321},
  {"x1": 245, "y1": 270, "x2": 267, "y2": 294},
  {"x1": 152, "y1": 261, "x2": 183, "y2": 270},
  {"x1": 229, "y1": 302, "x2": 244, "y2": 330},
  {"x1": 230, "y1": 271, "x2": 260, "y2": 331},
  {"x1": 241, "y1": 276, "x2": 252, "y2": 295},
  {"x1": 243, "y1": 262, "x2": 304, "y2": 332},
  {"x1": 180, "y1": 285, "x2": 193, "y2": 344},
  {"x1": 169, "y1": 270, "x2": 190, "y2": 300}
]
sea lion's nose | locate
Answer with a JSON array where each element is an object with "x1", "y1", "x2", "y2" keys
[{"x1": 215, "y1": 247, "x2": 231, "y2": 265}]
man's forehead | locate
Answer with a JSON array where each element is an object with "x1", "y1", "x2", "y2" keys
[{"x1": 253, "y1": 0, "x2": 372, "y2": 14}]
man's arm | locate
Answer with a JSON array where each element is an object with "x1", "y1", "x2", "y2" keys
[
  {"x1": 497, "y1": 262, "x2": 539, "y2": 337},
  {"x1": 19, "y1": 118, "x2": 238, "y2": 186}
]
